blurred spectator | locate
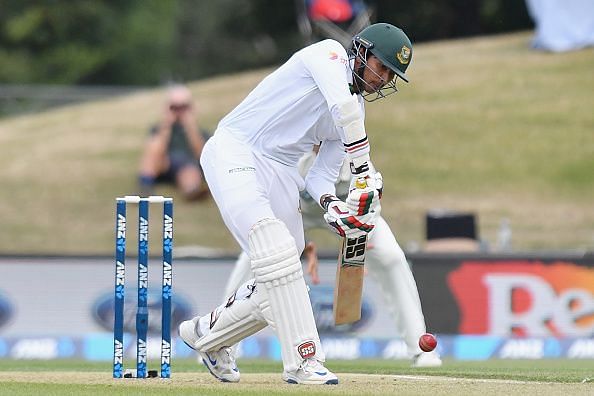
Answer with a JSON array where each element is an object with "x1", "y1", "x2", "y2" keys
[
  {"x1": 308, "y1": 0, "x2": 355, "y2": 22},
  {"x1": 296, "y1": 0, "x2": 373, "y2": 47},
  {"x1": 138, "y1": 84, "x2": 209, "y2": 201}
]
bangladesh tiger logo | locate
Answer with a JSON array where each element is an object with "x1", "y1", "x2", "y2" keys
[{"x1": 396, "y1": 46, "x2": 411, "y2": 65}]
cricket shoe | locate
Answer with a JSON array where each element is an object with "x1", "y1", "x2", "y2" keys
[
  {"x1": 178, "y1": 317, "x2": 240, "y2": 383},
  {"x1": 282, "y1": 358, "x2": 338, "y2": 385},
  {"x1": 411, "y1": 351, "x2": 442, "y2": 368}
]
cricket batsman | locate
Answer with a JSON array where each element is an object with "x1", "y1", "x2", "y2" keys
[
  {"x1": 226, "y1": 150, "x2": 442, "y2": 367},
  {"x1": 179, "y1": 23, "x2": 413, "y2": 384}
]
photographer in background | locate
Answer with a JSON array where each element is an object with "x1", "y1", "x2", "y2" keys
[{"x1": 138, "y1": 84, "x2": 209, "y2": 201}]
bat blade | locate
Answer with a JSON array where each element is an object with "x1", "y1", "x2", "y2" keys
[{"x1": 333, "y1": 234, "x2": 367, "y2": 325}]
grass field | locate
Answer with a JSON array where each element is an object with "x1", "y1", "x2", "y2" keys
[
  {"x1": 0, "y1": 358, "x2": 592, "y2": 395},
  {"x1": 0, "y1": 31, "x2": 593, "y2": 255}
]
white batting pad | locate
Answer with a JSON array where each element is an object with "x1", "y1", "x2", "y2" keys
[
  {"x1": 195, "y1": 280, "x2": 268, "y2": 352},
  {"x1": 249, "y1": 218, "x2": 324, "y2": 372}
]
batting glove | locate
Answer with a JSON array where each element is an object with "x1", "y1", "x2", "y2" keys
[
  {"x1": 321, "y1": 196, "x2": 376, "y2": 238},
  {"x1": 346, "y1": 172, "x2": 383, "y2": 216}
]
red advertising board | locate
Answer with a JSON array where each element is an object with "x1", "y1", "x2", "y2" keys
[
  {"x1": 411, "y1": 254, "x2": 594, "y2": 337},
  {"x1": 449, "y1": 261, "x2": 594, "y2": 336}
]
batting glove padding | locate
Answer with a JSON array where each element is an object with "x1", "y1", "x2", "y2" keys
[
  {"x1": 323, "y1": 199, "x2": 376, "y2": 238},
  {"x1": 346, "y1": 172, "x2": 383, "y2": 216}
]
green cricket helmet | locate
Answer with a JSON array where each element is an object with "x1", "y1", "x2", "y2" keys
[{"x1": 353, "y1": 23, "x2": 413, "y2": 82}]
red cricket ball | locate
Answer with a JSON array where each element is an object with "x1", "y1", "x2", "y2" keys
[{"x1": 418, "y1": 333, "x2": 437, "y2": 352}]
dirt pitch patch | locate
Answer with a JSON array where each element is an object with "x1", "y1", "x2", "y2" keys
[{"x1": 0, "y1": 372, "x2": 591, "y2": 395}]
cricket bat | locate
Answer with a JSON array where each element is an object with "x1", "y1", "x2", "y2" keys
[{"x1": 333, "y1": 177, "x2": 369, "y2": 325}]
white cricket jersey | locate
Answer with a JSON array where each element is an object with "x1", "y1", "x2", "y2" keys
[
  {"x1": 217, "y1": 39, "x2": 366, "y2": 203},
  {"x1": 299, "y1": 152, "x2": 352, "y2": 230}
]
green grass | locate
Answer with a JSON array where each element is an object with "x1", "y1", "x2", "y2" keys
[
  {"x1": 0, "y1": 359, "x2": 592, "y2": 395},
  {"x1": 0, "y1": 32, "x2": 593, "y2": 255},
  {"x1": 1, "y1": 358, "x2": 592, "y2": 383}
]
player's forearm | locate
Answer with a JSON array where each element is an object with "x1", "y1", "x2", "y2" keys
[
  {"x1": 305, "y1": 139, "x2": 344, "y2": 206},
  {"x1": 331, "y1": 97, "x2": 370, "y2": 176},
  {"x1": 305, "y1": 175, "x2": 336, "y2": 209}
]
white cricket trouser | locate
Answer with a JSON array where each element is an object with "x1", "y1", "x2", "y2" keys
[
  {"x1": 201, "y1": 130, "x2": 325, "y2": 371},
  {"x1": 200, "y1": 131, "x2": 305, "y2": 253},
  {"x1": 365, "y1": 216, "x2": 427, "y2": 357},
  {"x1": 224, "y1": 251, "x2": 253, "y2": 298}
]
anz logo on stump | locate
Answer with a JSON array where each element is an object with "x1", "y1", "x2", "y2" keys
[
  {"x1": 309, "y1": 285, "x2": 372, "y2": 334},
  {"x1": 92, "y1": 289, "x2": 192, "y2": 334}
]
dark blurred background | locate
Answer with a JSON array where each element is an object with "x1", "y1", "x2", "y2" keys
[{"x1": 0, "y1": 0, "x2": 532, "y2": 86}]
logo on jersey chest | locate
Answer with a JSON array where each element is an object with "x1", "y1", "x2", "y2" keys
[
  {"x1": 328, "y1": 51, "x2": 347, "y2": 65},
  {"x1": 228, "y1": 166, "x2": 256, "y2": 174}
]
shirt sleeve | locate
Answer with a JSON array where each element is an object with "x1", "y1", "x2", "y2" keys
[
  {"x1": 299, "y1": 40, "x2": 367, "y2": 157},
  {"x1": 299, "y1": 40, "x2": 355, "y2": 116},
  {"x1": 304, "y1": 140, "x2": 346, "y2": 206}
]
